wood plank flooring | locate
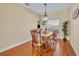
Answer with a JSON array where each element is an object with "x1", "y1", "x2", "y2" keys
[{"x1": 0, "y1": 39, "x2": 76, "y2": 56}]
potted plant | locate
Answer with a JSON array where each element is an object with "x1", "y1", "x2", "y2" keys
[{"x1": 62, "y1": 21, "x2": 69, "y2": 42}]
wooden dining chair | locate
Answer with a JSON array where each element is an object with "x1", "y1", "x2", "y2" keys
[
  {"x1": 42, "y1": 34, "x2": 52, "y2": 53},
  {"x1": 48, "y1": 31, "x2": 58, "y2": 50},
  {"x1": 31, "y1": 29, "x2": 45, "y2": 56}
]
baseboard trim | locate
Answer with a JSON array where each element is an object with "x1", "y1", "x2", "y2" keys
[
  {"x1": 58, "y1": 36, "x2": 69, "y2": 40},
  {"x1": 0, "y1": 39, "x2": 31, "y2": 53},
  {"x1": 58, "y1": 36, "x2": 63, "y2": 39},
  {"x1": 70, "y1": 41, "x2": 78, "y2": 56}
]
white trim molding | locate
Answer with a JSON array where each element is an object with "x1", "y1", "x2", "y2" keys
[
  {"x1": 0, "y1": 39, "x2": 31, "y2": 53},
  {"x1": 70, "y1": 41, "x2": 78, "y2": 56},
  {"x1": 58, "y1": 36, "x2": 63, "y2": 39},
  {"x1": 58, "y1": 36, "x2": 69, "y2": 40}
]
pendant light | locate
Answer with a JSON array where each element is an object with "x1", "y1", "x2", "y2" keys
[{"x1": 43, "y1": 3, "x2": 48, "y2": 20}]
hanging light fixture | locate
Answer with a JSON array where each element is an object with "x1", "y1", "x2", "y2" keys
[
  {"x1": 43, "y1": 3, "x2": 48, "y2": 20},
  {"x1": 42, "y1": 3, "x2": 48, "y2": 26}
]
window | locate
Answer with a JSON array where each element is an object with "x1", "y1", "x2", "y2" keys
[
  {"x1": 47, "y1": 18, "x2": 60, "y2": 33},
  {"x1": 47, "y1": 18, "x2": 60, "y2": 26}
]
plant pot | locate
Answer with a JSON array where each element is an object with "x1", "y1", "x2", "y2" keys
[{"x1": 63, "y1": 38, "x2": 67, "y2": 42}]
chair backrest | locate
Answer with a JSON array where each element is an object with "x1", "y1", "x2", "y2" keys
[
  {"x1": 31, "y1": 29, "x2": 41, "y2": 44},
  {"x1": 31, "y1": 30, "x2": 37, "y2": 44}
]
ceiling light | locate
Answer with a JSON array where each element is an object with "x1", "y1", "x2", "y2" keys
[{"x1": 43, "y1": 3, "x2": 48, "y2": 20}]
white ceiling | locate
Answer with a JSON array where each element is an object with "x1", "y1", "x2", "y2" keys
[{"x1": 21, "y1": 3, "x2": 72, "y2": 15}]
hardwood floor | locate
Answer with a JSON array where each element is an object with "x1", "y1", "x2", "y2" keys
[
  {"x1": 0, "y1": 39, "x2": 76, "y2": 56},
  {"x1": 0, "y1": 41, "x2": 32, "y2": 56}
]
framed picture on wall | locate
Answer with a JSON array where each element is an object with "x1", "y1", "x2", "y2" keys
[{"x1": 72, "y1": 8, "x2": 79, "y2": 19}]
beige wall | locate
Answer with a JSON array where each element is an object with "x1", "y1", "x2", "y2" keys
[
  {"x1": 48, "y1": 8, "x2": 71, "y2": 38},
  {"x1": 70, "y1": 4, "x2": 79, "y2": 55},
  {"x1": 0, "y1": 3, "x2": 79, "y2": 55},
  {"x1": 0, "y1": 4, "x2": 40, "y2": 49}
]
